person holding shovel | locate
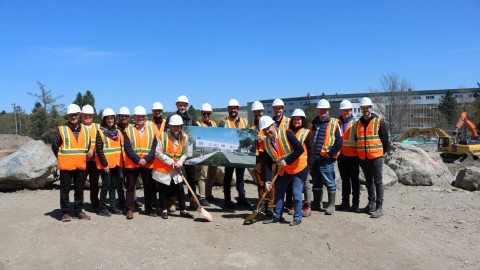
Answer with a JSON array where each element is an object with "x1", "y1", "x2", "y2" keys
[
  {"x1": 259, "y1": 116, "x2": 305, "y2": 226},
  {"x1": 152, "y1": 115, "x2": 194, "y2": 220}
]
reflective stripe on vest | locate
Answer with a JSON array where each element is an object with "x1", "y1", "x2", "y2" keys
[
  {"x1": 95, "y1": 129, "x2": 122, "y2": 169},
  {"x1": 124, "y1": 125, "x2": 154, "y2": 168},
  {"x1": 356, "y1": 117, "x2": 384, "y2": 160},
  {"x1": 57, "y1": 125, "x2": 89, "y2": 170},
  {"x1": 223, "y1": 117, "x2": 248, "y2": 128},
  {"x1": 342, "y1": 120, "x2": 358, "y2": 157},
  {"x1": 277, "y1": 116, "x2": 290, "y2": 130},
  {"x1": 294, "y1": 128, "x2": 310, "y2": 172},
  {"x1": 149, "y1": 120, "x2": 166, "y2": 139},
  {"x1": 153, "y1": 131, "x2": 189, "y2": 174},
  {"x1": 318, "y1": 118, "x2": 340, "y2": 158},
  {"x1": 196, "y1": 120, "x2": 217, "y2": 127}
]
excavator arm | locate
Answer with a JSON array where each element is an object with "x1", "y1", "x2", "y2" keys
[
  {"x1": 455, "y1": 112, "x2": 478, "y2": 140},
  {"x1": 396, "y1": 128, "x2": 450, "y2": 143}
]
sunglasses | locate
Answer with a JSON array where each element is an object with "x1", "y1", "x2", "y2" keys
[{"x1": 202, "y1": 112, "x2": 211, "y2": 116}]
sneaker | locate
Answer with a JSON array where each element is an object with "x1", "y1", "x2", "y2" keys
[
  {"x1": 109, "y1": 207, "x2": 123, "y2": 215},
  {"x1": 224, "y1": 200, "x2": 236, "y2": 210},
  {"x1": 199, "y1": 197, "x2": 210, "y2": 207},
  {"x1": 98, "y1": 209, "x2": 111, "y2": 217},
  {"x1": 206, "y1": 195, "x2": 219, "y2": 203},
  {"x1": 263, "y1": 217, "x2": 286, "y2": 224},
  {"x1": 76, "y1": 212, "x2": 91, "y2": 220},
  {"x1": 236, "y1": 198, "x2": 252, "y2": 208},
  {"x1": 126, "y1": 210, "x2": 134, "y2": 219},
  {"x1": 370, "y1": 208, "x2": 384, "y2": 218},
  {"x1": 180, "y1": 211, "x2": 194, "y2": 219},
  {"x1": 289, "y1": 220, "x2": 302, "y2": 226},
  {"x1": 161, "y1": 211, "x2": 168, "y2": 219},
  {"x1": 61, "y1": 213, "x2": 72, "y2": 222},
  {"x1": 265, "y1": 207, "x2": 274, "y2": 217}
]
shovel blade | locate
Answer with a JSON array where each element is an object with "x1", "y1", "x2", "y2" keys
[
  {"x1": 197, "y1": 206, "x2": 213, "y2": 222},
  {"x1": 243, "y1": 210, "x2": 259, "y2": 224}
]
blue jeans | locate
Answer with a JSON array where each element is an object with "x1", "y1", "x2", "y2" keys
[
  {"x1": 311, "y1": 159, "x2": 336, "y2": 192},
  {"x1": 274, "y1": 172, "x2": 304, "y2": 221}
]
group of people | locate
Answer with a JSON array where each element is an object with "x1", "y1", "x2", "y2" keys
[{"x1": 52, "y1": 94, "x2": 389, "y2": 226}]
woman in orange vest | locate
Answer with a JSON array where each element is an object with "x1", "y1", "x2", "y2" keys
[
  {"x1": 260, "y1": 116, "x2": 305, "y2": 226},
  {"x1": 152, "y1": 115, "x2": 194, "y2": 220},
  {"x1": 95, "y1": 108, "x2": 123, "y2": 217}
]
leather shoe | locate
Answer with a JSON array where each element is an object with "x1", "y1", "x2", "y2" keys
[
  {"x1": 236, "y1": 198, "x2": 251, "y2": 208},
  {"x1": 147, "y1": 210, "x2": 157, "y2": 217},
  {"x1": 76, "y1": 212, "x2": 91, "y2": 220},
  {"x1": 263, "y1": 217, "x2": 285, "y2": 224},
  {"x1": 61, "y1": 213, "x2": 71, "y2": 222},
  {"x1": 126, "y1": 210, "x2": 134, "y2": 219}
]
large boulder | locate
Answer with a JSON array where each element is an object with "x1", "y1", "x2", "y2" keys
[
  {"x1": 0, "y1": 140, "x2": 57, "y2": 190},
  {"x1": 385, "y1": 142, "x2": 452, "y2": 186},
  {"x1": 453, "y1": 166, "x2": 480, "y2": 191}
]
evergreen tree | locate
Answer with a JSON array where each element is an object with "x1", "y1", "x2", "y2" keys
[
  {"x1": 304, "y1": 103, "x2": 317, "y2": 123},
  {"x1": 73, "y1": 92, "x2": 83, "y2": 107},
  {"x1": 188, "y1": 105, "x2": 197, "y2": 122},
  {"x1": 438, "y1": 90, "x2": 459, "y2": 128},
  {"x1": 83, "y1": 90, "x2": 95, "y2": 108},
  {"x1": 29, "y1": 102, "x2": 48, "y2": 141}
]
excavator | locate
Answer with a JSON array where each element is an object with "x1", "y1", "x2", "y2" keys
[
  {"x1": 396, "y1": 126, "x2": 480, "y2": 163},
  {"x1": 453, "y1": 112, "x2": 478, "y2": 141}
]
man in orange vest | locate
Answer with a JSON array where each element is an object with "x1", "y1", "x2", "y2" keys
[
  {"x1": 219, "y1": 98, "x2": 251, "y2": 210},
  {"x1": 150, "y1": 101, "x2": 166, "y2": 138},
  {"x1": 309, "y1": 99, "x2": 343, "y2": 215},
  {"x1": 122, "y1": 105, "x2": 158, "y2": 219},
  {"x1": 81, "y1": 104, "x2": 101, "y2": 212},
  {"x1": 259, "y1": 116, "x2": 305, "y2": 226},
  {"x1": 337, "y1": 100, "x2": 361, "y2": 212},
  {"x1": 51, "y1": 104, "x2": 91, "y2": 222},
  {"x1": 271, "y1": 98, "x2": 290, "y2": 130},
  {"x1": 355, "y1": 97, "x2": 389, "y2": 218}
]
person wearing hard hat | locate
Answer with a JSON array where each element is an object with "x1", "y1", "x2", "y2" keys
[
  {"x1": 150, "y1": 102, "x2": 166, "y2": 138},
  {"x1": 152, "y1": 115, "x2": 194, "y2": 219},
  {"x1": 250, "y1": 101, "x2": 274, "y2": 216},
  {"x1": 94, "y1": 108, "x2": 123, "y2": 217},
  {"x1": 288, "y1": 109, "x2": 314, "y2": 217},
  {"x1": 355, "y1": 97, "x2": 389, "y2": 218},
  {"x1": 219, "y1": 98, "x2": 250, "y2": 209},
  {"x1": 193, "y1": 103, "x2": 218, "y2": 206},
  {"x1": 337, "y1": 100, "x2": 361, "y2": 212},
  {"x1": 272, "y1": 98, "x2": 290, "y2": 130},
  {"x1": 81, "y1": 104, "x2": 101, "y2": 212},
  {"x1": 166, "y1": 95, "x2": 197, "y2": 210},
  {"x1": 122, "y1": 105, "x2": 158, "y2": 219},
  {"x1": 309, "y1": 99, "x2": 343, "y2": 215},
  {"x1": 51, "y1": 104, "x2": 92, "y2": 222},
  {"x1": 259, "y1": 116, "x2": 305, "y2": 226}
]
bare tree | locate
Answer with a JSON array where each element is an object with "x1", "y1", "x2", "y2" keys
[{"x1": 371, "y1": 73, "x2": 414, "y2": 140}]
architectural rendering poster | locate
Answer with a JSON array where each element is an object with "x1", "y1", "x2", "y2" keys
[{"x1": 183, "y1": 126, "x2": 257, "y2": 168}]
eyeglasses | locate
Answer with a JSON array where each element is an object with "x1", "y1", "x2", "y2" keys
[{"x1": 202, "y1": 112, "x2": 211, "y2": 116}]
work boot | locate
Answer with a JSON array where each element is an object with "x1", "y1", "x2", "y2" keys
[
  {"x1": 371, "y1": 203, "x2": 383, "y2": 218},
  {"x1": 350, "y1": 203, "x2": 359, "y2": 212},
  {"x1": 302, "y1": 202, "x2": 312, "y2": 217},
  {"x1": 337, "y1": 199, "x2": 350, "y2": 211},
  {"x1": 363, "y1": 200, "x2": 376, "y2": 214},
  {"x1": 325, "y1": 191, "x2": 336, "y2": 215},
  {"x1": 312, "y1": 189, "x2": 323, "y2": 211}
]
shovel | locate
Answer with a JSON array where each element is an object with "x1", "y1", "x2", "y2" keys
[
  {"x1": 243, "y1": 168, "x2": 281, "y2": 224},
  {"x1": 176, "y1": 168, "x2": 213, "y2": 222}
]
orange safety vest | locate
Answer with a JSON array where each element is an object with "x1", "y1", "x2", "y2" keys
[
  {"x1": 222, "y1": 117, "x2": 248, "y2": 128},
  {"x1": 153, "y1": 131, "x2": 189, "y2": 174},
  {"x1": 276, "y1": 115, "x2": 290, "y2": 130},
  {"x1": 148, "y1": 120, "x2": 166, "y2": 139},
  {"x1": 263, "y1": 130, "x2": 306, "y2": 175},
  {"x1": 356, "y1": 117, "x2": 384, "y2": 160},
  {"x1": 95, "y1": 129, "x2": 122, "y2": 169},
  {"x1": 294, "y1": 128, "x2": 310, "y2": 165},
  {"x1": 309, "y1": 117, "x2": 341, "y2": 159},
  {"x1": 342, "y1": 120, "x2": 358, "y2": 157},
  {"x1": 251, "y1": 122, "x2": 265, "y2": 155},
  {"x1": 196, "y1": 120, "x2": 217, "y2": 127},
  {"x1": 57, "y1": 125, "x2": 90, "y2": 170},
  {"x1": 84, "y1": 123, "x2": 100, "y2": 151},
  {"x1": 123, "y1": 125, "x2": 155, "y2": 169}
]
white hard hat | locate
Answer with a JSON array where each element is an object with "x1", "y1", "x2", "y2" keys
[
  {"x1": 251, "y1": 101, "x2": 264, "y2": 111},
  {"x1": 169, "y1": 115, "x2": 184, "y2": 126},
  {"x1": 118, "y1": 106, "x2": 130, "y2": 115},
  {"x1": 339, "y1": 100, "x2": 353, "y2": 110},
  {"x1": 133, "y1": 106, "x2": 147, "y2": 115},
  {"x1": 291, "y1": 109, "x2": 306, "y2": 118},
  {"x1": 228, "y1": 99, "x2": 240, "y2": 107},
  {"x1": 176, "y1": 95, "x2": 189, "y2": 104},
  {"x1": 102, "y1": 108, "x2": 116, "y2": 118},
  {"x1": 66, "y1": 104, "x2": 81, "y2": 115},
  {"x1": 81, "y1": 104, "x2": 95, "y2": 114},
  {"x1": 272, "y1": 98, "x2": 284, "y2": 107},
  {"x1": 259, "y1": 115, "x2": 275, "y2": 130},
  {"x1": 201, "y1": 103, "x2": 213, "y2": 112},
  {"x1": 152, "y1": 102, "x2": 164, "y2": 110},
  {"x1": 317, "y1": 99, "x2": 330, "y2": 109},
  {"x1": 360, "y1": 97, "x2": 373, "y2": 107}
]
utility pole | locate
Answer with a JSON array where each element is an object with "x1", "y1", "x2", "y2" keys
[{"x1": 12, "y1": 103, "x2": 18, "y2": 135}]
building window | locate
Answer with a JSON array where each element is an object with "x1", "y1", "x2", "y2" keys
[{"x1": 426, "y1": 96, "x2": 434, "y2": 100}]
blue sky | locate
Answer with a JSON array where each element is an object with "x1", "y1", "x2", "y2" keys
[{"x1": 1, "y1": 1, "x2": 479, "y2": 114}]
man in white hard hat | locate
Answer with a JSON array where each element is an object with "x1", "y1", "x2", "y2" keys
[
  {"x1": 337, "y1": 100, "x2": 360, "y2": 212},
  {"x1": 219, "y1": 98, "x2": 251, "y2": 209},
  {"x1": 193, "y1": 103, "x2": 218, "y2": 206},
  {"x1": 81, "y1": 104, "x2": 101, "y2": 212},
  {"x1": 250, "y1": 101, "x2": 274, "y2": 216},
  {"x1": 309, "y1": 99, "x2": 343, "y2": 215},
  {"x1": 51, "y1": 104, "x2": 92, "y2": 222},
  {"x1": 122, "y1": 105, "x2": 158, "y2": 219},
  {"x1": 259, "y1": 116, "x2": 305, "y2": 226},
  {"x1": 355, "y1": 97, "x2": 389, "y2": 218},
  {"x1": 272, "y1": 98, "x2": 290, "y2": 130},
  {"x1": 165, "y1": 95, "x2": 196, "y2": 209},
  {"x1": 150, "y1": 102, "x2": 166, "y2": 138}
]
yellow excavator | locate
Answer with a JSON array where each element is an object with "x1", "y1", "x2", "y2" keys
[{"x1": 396, "y1": 127, "x2": 480, "y2": 162}]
